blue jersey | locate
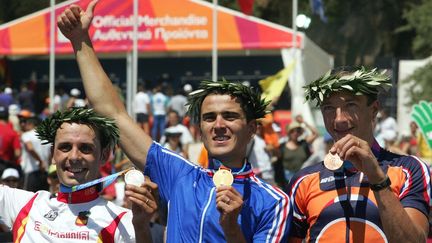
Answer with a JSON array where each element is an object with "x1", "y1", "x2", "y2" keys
[{"x1": 144, "y1": 142, "x2": 291, "y2": 242}]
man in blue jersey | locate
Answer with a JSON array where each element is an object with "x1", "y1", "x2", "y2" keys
[{"x1": 57, "y1": 1, "x2": 291, "y2": 242}]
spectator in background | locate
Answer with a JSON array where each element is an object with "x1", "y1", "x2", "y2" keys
[
  {"x1": 259, "y1": 110, "x2": 280, "y2": 166},
  {"x1": 17, "y1": 83, "x2": 34, "y2": 112},
  {"x1": 167, "y1": 84, "x2": 190, "y2": 121},
  {"x1": 382, "y1": 130, "x2": 406, "y2": 155},
  {"x1": 100, "y1": 159, "x2": 117, "y2": 201},
  {"x1": 375, "y1": 108, "x2": 397, "y2": 147},
  {"x1": 300, "y1": 133, "x2": 332, "y2": 170},
  {"x1": 162, "y1": 126, "x2": 186, "y2": 158},
  {"x1": 0, "y1": 87, "x2": 14, "y2": 108},
  {"x1": 247, "y1": 122, "x2": 275, "y2": 184},
  {"x1": 18, "y1": 110, "x2": 51, "y2": 192},
  {"x1": 53, "y1": 86, "x2": 69, "y2": 112},
  {"x1": 7, "y1": 104, "x2": 21, "y2": 133},
  {"x1": 59, "y1": 86, "x2": 70, "y2": 110},
  {"x1": 277, "y1": 114, "x2": 318, "y2": 184},
  {"x1": 1, "y1": 168, "x2": 20, "y2": 189},
  {"x1": 0, "y1": 168, "x2": 21, "y2": 238},
  {"x1": 159, "y1": 110, "x2": 193, "y2": 159},
  {"x1": 0, "y1": 105, "x2": 21, "y2": 170},
  {"x1": 0, "y1": 168, "x2": 20, "y2": 238},
  {"x1": 400, "y1": 121, "x2": 419, "y2": 156},
  {"x1": 66, "y1": 88, "x2": 86, "y2": 108},
  {"x1": 150, "y1": 83, "x2": 168, "y2": 141},
  {"x1": 134, "y1": 82, "x2": 151, "y2": 135}
]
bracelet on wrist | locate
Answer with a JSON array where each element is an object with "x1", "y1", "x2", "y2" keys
[{"x1": 370, "y1": 175, "x2": 391, "y2": 191}]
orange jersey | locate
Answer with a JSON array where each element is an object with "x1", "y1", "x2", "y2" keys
[{"x1": 287, "y1": 141, "x2": 431, "y2": 242}]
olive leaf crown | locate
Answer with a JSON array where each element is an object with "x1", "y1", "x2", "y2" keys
[
  {"x1": 35, "y1": 107, "x2": 119, "y2": 149},
  {"x1": 186, "y1": 79, "x2": 270, "y2": 122},
  {"x1": 304, "y1": 66, "x2": 392, "y2": 107}
]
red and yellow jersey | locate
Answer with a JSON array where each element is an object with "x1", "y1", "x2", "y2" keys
[
  {"x1": 0, "y1": 185, "x2": 135, "y2": 242},
  {"x1": 287, "y1": 143, "x2": 431, "y2": 242}
]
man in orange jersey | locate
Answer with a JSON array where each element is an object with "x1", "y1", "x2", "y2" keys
[{"x1": 287, "y1": 67, "x2": 430, "y2": 242}]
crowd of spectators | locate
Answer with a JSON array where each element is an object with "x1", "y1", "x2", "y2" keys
[
  {"x1": 0, "y1": 81, "x2": 430, "y2": 193},
  {"x1": 0, "y1": 78, "x2": 431, "y2": 241}
]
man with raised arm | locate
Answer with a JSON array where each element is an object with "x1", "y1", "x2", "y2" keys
[{"x1": 57, "y1": 1, "x2": 291, "y2": 242}]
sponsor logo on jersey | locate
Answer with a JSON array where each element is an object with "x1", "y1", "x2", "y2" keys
[
  {"x1": 75, "y1": 211, "x2": 91, "y2": 226},
  {"x1": 34, "y1": 221, "x2": 90, "y2": 240},
  {"x1": 320, "y1": 175, "x2": 347, "y2": 184},
  {"x1": 43, "y1": 210, "x2": 58, "y2": 221}
]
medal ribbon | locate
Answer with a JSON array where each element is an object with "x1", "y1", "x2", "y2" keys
[
  {"x1": 59, "y1": 168, "x2": 132, "y2": 193},
  {"x1": 211, "y1": 159, "x2": 248, "y2": 175}
]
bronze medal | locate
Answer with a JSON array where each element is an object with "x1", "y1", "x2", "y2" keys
[
  {"x1": 324, "y1": 153, "x2": 343, "y2": 171},
  {"x1": 213, "y1": 169, "x2": 234, "y2": 187}
]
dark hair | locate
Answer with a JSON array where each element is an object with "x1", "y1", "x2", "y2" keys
[
  {"x1": 35, "y1": 107, "x2": 119, "y2": 150},
  {"x1": 186, "y1": 79, "x2": 270, "y2": 123}
]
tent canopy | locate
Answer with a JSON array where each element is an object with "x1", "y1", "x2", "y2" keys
[
  {"x1": 0, "y1": 0, "x2": 334, "y2": 127},
  {"x1": 0, "y1": 0, "x2": 304, "y2": 55}
]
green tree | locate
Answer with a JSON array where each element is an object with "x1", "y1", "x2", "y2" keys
[
  {"x1": 0, "y1": 0, "x2": 67, "y2": 24},
  {"x1": 400, "y1": 0, "x2": 432, "y2": 58},
  {"x1": 400, "y1": 0, "x2": 432, "y2": 105},
  {"x1": 214, "y1": 0, "x2": 420, "y2": 66},
  {"x1": 403, "y1": 62, "x2": 432, "y2": 106}
]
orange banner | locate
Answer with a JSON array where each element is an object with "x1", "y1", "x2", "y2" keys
[{"x1": 0, "y1": 0, "x2": 303, "y2": 55}]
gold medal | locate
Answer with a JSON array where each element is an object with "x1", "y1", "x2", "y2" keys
[
  {"x1": 213, "y1": 169, "x2": 234, "y2": 187},
  {"x1": 324, "y1": 153, "x2": 344, "y2": 171}
]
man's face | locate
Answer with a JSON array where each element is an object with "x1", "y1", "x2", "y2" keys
[
  {"x1": 1, "y1": 177, "x2": 20, "y2": 188},
  {"x1": 320, "y1": 92, "x2": 378, "y2": 143},
  {"x1": 52, "y1": 123, "x2": 106, "y2": 187},
  {"x1": 167, "y1": 112, "x2": 179, "y2": 126},
  {"x1": 199, "y1": 94, "x2": 256, "y2": 165},
  {"x1": 19, "y1": 119, "x2": 29, "y2": 131}
]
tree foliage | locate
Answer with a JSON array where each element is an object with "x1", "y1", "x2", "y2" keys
[
  {"x1": 400, "y1": 0, "x2": 432, "y2": 58},
  {"x1": 212, "y1": 0, "x2": 422, "y2": 66},
  {"x1": 403, "y1": 62, "x2": 432, "y2": 106},
  {"x1": 0, "y1": 0, "x2": 67, "y2": 24},
  {"x1": 400, "y1": 0, "x2": 432, "y2": 105}
]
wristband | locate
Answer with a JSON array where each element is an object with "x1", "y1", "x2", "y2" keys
[{"x1": 370, "y1": 175, "x2": 391, "y2": 191}]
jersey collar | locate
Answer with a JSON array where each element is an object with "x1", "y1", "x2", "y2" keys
[
  {"x1": 206, "y1": 158, "x2": 254, "y2": 179},
  {"x1": 57, "y1": 185, "x2": 99, "y2": 204}
]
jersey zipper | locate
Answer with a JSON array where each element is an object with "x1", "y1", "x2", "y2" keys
[{"x1": 198, "y1": 187, "x2": 215, "y2": 243}]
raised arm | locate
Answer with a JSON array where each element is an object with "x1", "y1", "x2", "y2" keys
[{"x1": 57, "y1": 0, "x2": 152, "y2": 169}]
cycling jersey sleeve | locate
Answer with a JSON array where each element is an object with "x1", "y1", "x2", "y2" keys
[
  {"x1": 287, "y1": 173, "x2": 309, "y2": 238},
  {"x1": 397, "y1": 156, "x2": 431, "y2": 217},
  {"x1": 114, "y1": 211, "x2": 136, "y2": 243},
  {"x1": 144, "y1": 142, "x2": 198, "y2": 203},
  {"x1": 0, "y1": 185, "x2": 35, "y2": 228},
  {"x1": 253, "y1": 190, "x2": 292, "y2": 242}
]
